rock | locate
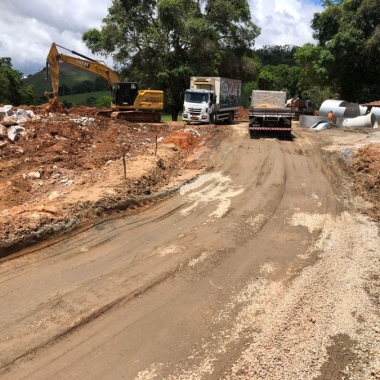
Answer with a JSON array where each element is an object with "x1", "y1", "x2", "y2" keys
[
  {"x1": 16, "y1": 116, "x2": 29, "y2": 125},
  {"x1": 0, "y1": 105, "x2": 14, "y2": 116},
  {"x1": 27, "y1": 172, "x2": 41, "y2": 179},
  {"x1": 26, "y1": 110, "x2": 34, "y2": 118},
  {"x1": 7, "y1": 126, "x2": 26, "y2": 142},
  {"x1": 105, "y1": 160, "x2": 113, "y2": 167},
  {"x1": 1, "y1": 115, "x2": 17, "y2": 127},
  {"x1": 71, "y1": 117, "x2": 95, "y2": 126},
  {"x1": 52, "y1": 173, "x2": 61, "y2": 179},
  {"x1": 0, "y1": 141, "x2": 8, "y2": 149},
  {"x1": 0, "y1": 125, "x2": 7, "y2": 138},
  {"x1": 0, "y1": 111, "x2": 5, "y2": 122},
  {"x1": 16, "y1": 108, "x2": 28, "y2": 117}
]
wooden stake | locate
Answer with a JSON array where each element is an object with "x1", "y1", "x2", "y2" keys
[{"x1": 122, "y1": 147, "x2": 126, "y2": 180}]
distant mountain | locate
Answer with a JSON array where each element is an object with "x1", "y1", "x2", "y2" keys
[{"x1": 23, "y1": 62, "x2": 105, "y2": 98}]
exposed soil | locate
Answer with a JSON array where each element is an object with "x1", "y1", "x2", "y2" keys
[
  {"x1": 0, "y1": 104, "x2": 240, "y2": 255},
  {"x1": 2, "y1": 116, "x2": 380, "y2": 379},
  {"x1": 351, "y1": 143, "x2": 380, "y2": 221}
]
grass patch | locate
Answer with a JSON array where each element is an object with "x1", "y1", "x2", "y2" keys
[{"x1": 60, "y1": 91, "x2": 110, "y2": 106}]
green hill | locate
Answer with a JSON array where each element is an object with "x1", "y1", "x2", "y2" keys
[
  {"x1": 23, "y1": 62, "x2": 104, "y2": 98},
  {"x1": 60, "y1": 91, "x2": 111, "y2": 106}
]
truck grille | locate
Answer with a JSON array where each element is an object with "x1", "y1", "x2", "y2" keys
[{"x1": 188, "y1": 107, "x2": 202, "y2": 115}]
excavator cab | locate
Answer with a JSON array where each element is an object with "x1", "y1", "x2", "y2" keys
[{"x1": 112, "y1": 82, "x2": 139, "y2": 106}]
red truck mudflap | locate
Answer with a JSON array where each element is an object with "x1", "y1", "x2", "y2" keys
[{"x1": 249, "y1": 127, "x2": 292, "y2": 131}]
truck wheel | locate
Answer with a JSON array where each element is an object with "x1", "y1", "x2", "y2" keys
[{"x1": 228, "y1": 111, "x2": 234, "y2": 124}]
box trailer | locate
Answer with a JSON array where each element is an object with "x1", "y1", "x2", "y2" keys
[{"x1": 182, "y1": 77, "x2": 241, "y2": 124}]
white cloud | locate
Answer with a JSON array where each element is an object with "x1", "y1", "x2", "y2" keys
[
  {"x1": 0, "y1": 0, "x2": 112, "y2": 76},
  {"x1": 0, "y1": 0, "x2": 323, "y2": 76},
  {"x1": 251, "y1": 0, "x2": 323, "y2": 48}
]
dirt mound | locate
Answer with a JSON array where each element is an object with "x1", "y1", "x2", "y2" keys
[
  {"x1": 352, "y1": 144, "x2": 380, "y2": 220},
  {"x1": 236, "y1": 107, "x2": 249, "y2": 120},
  {"x1": 0, "y1": 109, "x2": 220, "y2": 254},
  {"x1": 45, "y1": 99, "x2": 66, "y2": 113},
  {"x1": 164, "y1": 132, "x2": 198, "y2": 150}
]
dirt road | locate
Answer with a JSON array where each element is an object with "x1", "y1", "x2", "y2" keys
[{"x1": 1, "y1": 123, "x2": 380, "y2": 379}]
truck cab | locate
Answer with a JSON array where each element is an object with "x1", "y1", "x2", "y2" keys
[
  {"x1": 181, "y1": 77, "x2": 241, "y2": 124},
  {"x1": 182, "y1": 89, "x2": 216, "y2": 123}
]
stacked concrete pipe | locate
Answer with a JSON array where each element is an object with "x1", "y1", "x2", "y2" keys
[
  {"x1": 342, "y1": 113, "x2": 378, "y2": 129},
  {"x1": 370, "y1": 107, "x2": 380, "y2": 123},
  {"x1": 319, "y1": 99, "x2": 360, "y2": 118}
]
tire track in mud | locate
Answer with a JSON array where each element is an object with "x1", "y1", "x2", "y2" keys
[
  {"x1": 0, "y1": 154, "x2": 251, "y2": 372},
  {"x1": 129, "y1": 134, "x2": 340, "y2": 380},
  {"x1": 2, "y1": 125, "x2": 352, "y2": 380}
]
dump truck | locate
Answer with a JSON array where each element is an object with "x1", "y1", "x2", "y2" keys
[
  {"x1": 45, "y1": 43, "x2": 164, "y2": 122},
  {"x1": 181, "y1": 77, "x2": 241, "y2": 124},
  {"x1": 249, "y1": 90, "x2": 295, "y2": 140}
]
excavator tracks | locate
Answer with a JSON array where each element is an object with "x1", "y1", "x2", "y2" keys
[{"x1": 96, "y1": 110, "x2": 161, "y2": 123}]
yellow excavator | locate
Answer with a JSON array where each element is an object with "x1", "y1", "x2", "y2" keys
[{"x1": 45, "y1": 42, "x2": 164, "y2": 122}]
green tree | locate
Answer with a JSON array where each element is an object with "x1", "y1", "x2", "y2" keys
[
  {"x1": 82, "y1": 0, "x2": 260, "y2": 119},
  {"x1": 0, "y1": 58, "x2": 35, "y2": 105},
  {"x1": 255, "y1": 45, "x2": 298, "y2": 66},
  {"x1": 307, "y1": 0, "x2": 380, "y2": 102},
  {"x1": 86, "y1": 96, "x2": 97, "y2": 107},
  {"x1": 95, "y1": 96, "x2": 112, "y2": 108}
]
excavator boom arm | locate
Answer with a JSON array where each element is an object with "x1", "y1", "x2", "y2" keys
[{"x1": 45, "y1": 43, "x2": 120, "y2": 100}]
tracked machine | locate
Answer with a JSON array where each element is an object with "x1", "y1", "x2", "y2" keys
[{"x1": 45, "y1": 43, "x2": 164, "y2": 122}]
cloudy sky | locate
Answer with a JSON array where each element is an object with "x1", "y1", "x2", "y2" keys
[{"x1": 0, "y1": 0, "x2": 322, "y2": 77}]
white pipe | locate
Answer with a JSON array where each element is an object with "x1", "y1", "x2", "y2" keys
[
  {"x1": 342, "y1": 113, "x2": 378, "y2": 129},
  {"x1": 370, "y1": 107, "x2": 380, "y2": 123}
]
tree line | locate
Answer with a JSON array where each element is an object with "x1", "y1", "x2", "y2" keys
[
  {"x1": 1, "y1": 0, "x2": 379, "y2": 113},
  {"x1": 57, "y1": 77, "x2": 109, "y2": 96}
]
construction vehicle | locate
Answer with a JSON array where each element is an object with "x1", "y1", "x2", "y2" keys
[
  {"x1": 181, "y1": 77, "x2": 241, "y2": 124},
  {"x1": 45, "y1": 43, "x2": 164, "y2": 122},
  {"x1": 286, "y1": 96, "x2": 314, "y2": 120},
  {"x1": 248, "y1": 90, "x2": 295, "y2": 140}
]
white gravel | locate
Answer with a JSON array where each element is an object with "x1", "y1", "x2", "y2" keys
[{"x1": 226, "y1": 211, "x2": 380, "y2": 379}]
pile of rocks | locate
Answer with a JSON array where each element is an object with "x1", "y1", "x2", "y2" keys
[{"x1": 0, "y1": 105, "x2": 37, "y2": 146}]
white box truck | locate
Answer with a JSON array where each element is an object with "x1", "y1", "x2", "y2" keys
[{"x1": 182, "y1": 77, "x2": 241, "y2": 124}]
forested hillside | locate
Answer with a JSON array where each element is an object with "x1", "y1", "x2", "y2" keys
[
  {"x1": 23, "y1": 62, "x2": 109, "y2": 99},
  {"x1": 1, "y1": 0, "x2": 379, "y2": 113}
]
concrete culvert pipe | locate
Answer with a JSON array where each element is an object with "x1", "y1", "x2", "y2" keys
[
  {"x1": 299, "y1": 115, "x2": 329, "y2": 128},
  {"x1": 370, "y1": 107, "x2": 380, "y2": 123},
  {"x1": 319, "y1": 99, "x2": 360, "y2": 118},
  {"x1": 342, "y1": 113, "x2": 378, "y2": 129}
]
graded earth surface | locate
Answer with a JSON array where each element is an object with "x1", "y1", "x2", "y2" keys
[{"x1": 1, "y1": 108, "x2": 380, "y2": 380}]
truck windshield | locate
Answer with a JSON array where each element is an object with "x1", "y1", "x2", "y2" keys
[{"x1": 185, "y1": 93, "x2": 209, "y2": 104}]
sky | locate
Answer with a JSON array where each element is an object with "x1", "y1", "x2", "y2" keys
[{"x1": 0, "y1": 0, "x2": 323, "y2": 77}]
